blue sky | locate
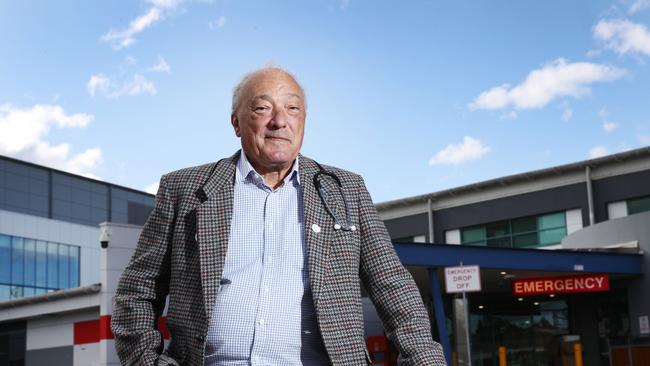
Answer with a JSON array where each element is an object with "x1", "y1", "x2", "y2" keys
[{"x1": 1, "y1": 0, "x2": 650, "y2": 202}]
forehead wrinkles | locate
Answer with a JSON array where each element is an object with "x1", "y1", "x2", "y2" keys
[{"x1": 250, "y1": 92, "x2": 303, "y2": 105}]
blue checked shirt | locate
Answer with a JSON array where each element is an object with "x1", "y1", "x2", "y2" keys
[{"x1": 204, "y1": 152, "x2": 330, "y2": 366}]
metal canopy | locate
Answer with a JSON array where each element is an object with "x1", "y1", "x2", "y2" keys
[
  {"x1": 394, "y1": 242, "x2": 643, "y2": 274},
  {"x1": 392, "y1": 242, "x2": 644, "y2": 365}
]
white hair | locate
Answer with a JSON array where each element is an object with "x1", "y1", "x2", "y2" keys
[{"x1": 231, "y1": 66, "x2": 306, "y2": 114}]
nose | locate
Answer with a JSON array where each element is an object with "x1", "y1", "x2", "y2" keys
[{"x1": 269, "y1": 107, "x2": 289, "y2": 129}]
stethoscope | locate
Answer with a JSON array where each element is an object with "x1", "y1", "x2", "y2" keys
[{"x1": 313, "y1": 162, "x2": 356, "y2": 232}]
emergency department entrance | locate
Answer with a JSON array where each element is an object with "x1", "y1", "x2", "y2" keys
[{"x1": 390, "y1": 243, "x2": 644, "y2": 366}]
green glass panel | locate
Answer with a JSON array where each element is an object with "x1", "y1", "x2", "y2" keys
[
  {"x1": 487, "y1": 237, "x2": 511, "y2": 248},
  {"x1": 512, "y1": 216, "x2": 537, "y2": 234},
  {"x1": 538, "y1": 227, "x2": 567, "y2": 245},
  {"x1": 538, "y1": 212, "x2": 566, "y2": 230},
  {"x1": 462, "y1": 226, "x2": 485, "y2": 244},
  {"x1": 486, "y1": 221, "x2": 510, "y2": 238},
  {"x1": 464, "y1": 240, "x2": 487, "y2": 246},
  {"x1": 513, "y1": 233, "x2": 538, "y2": 248},
  {"x1": 628, "y1": 196, "x2": 650, "y2": 215}
]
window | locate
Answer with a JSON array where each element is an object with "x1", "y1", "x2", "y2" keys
[
  {"x1": 627, "y1": 195, "x2": 650, "y2": 215},
  {"x1": 461, "y1": 211, "x2": 567, "y2": 248},
  {"x1": 0, "y1": 234, "x2": 80, "y2": 302}
]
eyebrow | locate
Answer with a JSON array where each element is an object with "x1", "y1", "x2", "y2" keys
[{"x1": 250, "y1": 93, "x2": 303, "y2": 105}]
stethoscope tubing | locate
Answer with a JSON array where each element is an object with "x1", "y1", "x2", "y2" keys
[{"x1": 313, "y1": 163, "x2": 355, "y2": 232}]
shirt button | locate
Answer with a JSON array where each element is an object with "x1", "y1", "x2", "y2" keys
[{"x1": 258, "y1": 319, "x2": 265, "y2": 325}]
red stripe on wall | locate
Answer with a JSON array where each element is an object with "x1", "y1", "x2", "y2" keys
[
  {"x1": 99, "y1": 315, "x2": 114, "y2": 341},
  {"x1": 74, "y1": 315, "x2": 170, "y2": 345},
  {"x1": 74, "y1": 319, "x2": 100, "y2": 345}
]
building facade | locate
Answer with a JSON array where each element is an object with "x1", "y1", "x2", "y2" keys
[
  {"x1": 377, "y1": 146, "x2": 650, "y2": 366},
  {"x1": 1, "y1": 147, "x2": 649, "y2": 366},
  {"x1": 0, "y1": 154, "x2": 154, "y2": 302}
]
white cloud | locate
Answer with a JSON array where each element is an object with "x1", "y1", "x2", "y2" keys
[
  {"x1": 629, "y1": 0, "x2": 650, "y2": 14},
  {"x1": 589, "y1": 146, "x2": 609, "y2": 158},
  {"x1": 470, "y1": 58, "x2": 626, "y2": 110},
  {"x1": 148, "y1": 56, "x2": 171, "y2": 73},
  {"x1": 0, "y1": 104, "x2": 102, "y2": 178},
  {"x1": 208, "y1": 16, "x2": 227, "y2": 29},
  {"x1": 102, "y1": 7, "x2": 163, "y2": 49},
  {"x1": 145, "y1": 181, "x2": 160, "y2": 194},
  {"x1": 594, "y1": 19, "x2": 650, "y2": 56},
  {"x1": 586, "y1": 49, "x2": 602, "y2": 58},
  {"x1": 603, "y1": 121, "x2": 619, "y2": 132},
  {"x1": 102, "y1": 0, "x2": 184, "y2": 49},
  {"x1": 87, "y1": 74, "x2": 111, "y2": 97},
  {"x1": 149, "y1": 0, "x2": 181, "y2": 8},
  {"x1": 429, "y1": 136, "x2": 490, "y2": 166},
  {"x1": 561, "y1": 106, "x2": 573, "y2": 122},
  {"x1": 87, "y1": 73, "x2": 157, "y2": 98}
]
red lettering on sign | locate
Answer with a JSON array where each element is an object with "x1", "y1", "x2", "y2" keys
[{"x1": 512, "y1": 274, "x2": 609, "y2": 296}]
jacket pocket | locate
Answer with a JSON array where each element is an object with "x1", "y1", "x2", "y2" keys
[{"x1": 156, "y1": 353, "x2": 180, "y2": 366}]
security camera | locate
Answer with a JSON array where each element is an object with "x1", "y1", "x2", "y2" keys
[{"x1": 100, "y1": 227, "x2": 110, "y2": 249}]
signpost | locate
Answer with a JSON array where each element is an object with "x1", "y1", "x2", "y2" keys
[{"x1": 445, "y1": 264, "x2": 481, "y2": 366}]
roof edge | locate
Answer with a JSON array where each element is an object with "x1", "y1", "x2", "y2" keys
[
  {"x1": 0, "y1": 283, "x2": 101, "y2": 310},
  {"x1": 377, "y1": 145, "x2": 650, "y2": 211}
]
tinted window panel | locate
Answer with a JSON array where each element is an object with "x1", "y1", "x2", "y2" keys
[
  {"x1": 11, "y1": 237, "x2": 24, "y2": 286},
  {"x1": 0, "y1": 235, "x2": 10, "y2": 283},
  {"x1": 47, "y1": 243, "x2": 58, "y2": 288},
  {"x1": 539, "y1": 212, "x2": 565, "y2": 230},
  {"x1": 69, "y1": 246, "x2": 80, "y2": 287},
  {"x1": 35, "y1": 241, "x2": 47, "y2": 288},
  {"x1": 58, "y1": 245, "x2": 69, "y2": 288},
  {"x1": 23, "y1": 240, "x2": 35, "y2": 287}
]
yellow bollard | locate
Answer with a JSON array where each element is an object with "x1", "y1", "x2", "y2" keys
[
  {"x1": 498, "y1": 346, "x2": 507, "y2": 366},
  {"x1": 452, "y1": 351, "x2": 457, "y2": 366},
  {"x1": 573, "y1": 343, "x2": 583, "y2": 366}
]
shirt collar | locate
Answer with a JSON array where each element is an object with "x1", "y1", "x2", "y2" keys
[{"x1": 237, "y1": 150, "x2": 300, "y2": 187}]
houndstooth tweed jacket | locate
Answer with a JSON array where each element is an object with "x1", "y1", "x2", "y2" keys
[{"x1": 111, "y1": 151, "x2": 447, "y2": 366}]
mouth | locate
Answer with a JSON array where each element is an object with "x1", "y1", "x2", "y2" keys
[{"x1": 265, "y1": 136, "x2": 291, "y2": 142}]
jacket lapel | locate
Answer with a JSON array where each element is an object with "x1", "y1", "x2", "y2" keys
[
  {"x1": 300, "y1": 156, "x2": 335, "y2": 307},
  {"x1": 195, "y1": 151, "x2": 238, "y2": 320}
]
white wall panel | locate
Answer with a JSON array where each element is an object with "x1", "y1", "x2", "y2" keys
[
  {"x1": 445, "y1": 229, "x2": 461, "y2": 245},
  {"x1": 74, "y1": 343, "x2": 100, "y2": 366},
  {"x1": 608, "y1": 201, "x2": 628, "y2": 220},
  {"x1": 565, "y1": 209, "x2": 583, "y2": 235}
]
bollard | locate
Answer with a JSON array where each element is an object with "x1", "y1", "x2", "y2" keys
[
  {"x1": 452, "y1": 351, "x2": 457, "y2": 366},
  {"x1": 498, "y1": 346, "x2": 507, "y2": 366},
  {"x1": 573, "y1": 343, "x2": 583, "y2": 366}
]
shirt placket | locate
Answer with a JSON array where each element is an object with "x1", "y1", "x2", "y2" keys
[{"x1": 251, "y1": 183, "x2": 279, "y2": 365}]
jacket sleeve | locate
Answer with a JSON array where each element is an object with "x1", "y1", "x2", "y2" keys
[
  {"x1": 356, "y1": 176, "x2": 447, "y2": 365},
  {"x1": 111, "y1": 175, "x2": 175, "y2": 366}
]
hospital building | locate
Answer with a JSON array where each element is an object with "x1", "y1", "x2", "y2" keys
[{"x1": 1, "y1": 146, "x2": 650, "y2": 366}]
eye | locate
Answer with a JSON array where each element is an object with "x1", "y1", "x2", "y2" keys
[{"x1": 253, "y1": 105, "x2": 270, "y2": 113}]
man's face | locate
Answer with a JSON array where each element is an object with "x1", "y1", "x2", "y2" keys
[{"x1": 232, "y1": 70, "x2": 306, "y2": 171}]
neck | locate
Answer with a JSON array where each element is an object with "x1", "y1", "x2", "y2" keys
[{"x1": 246, "y1": 156, "x2": 296, "y2": 190}]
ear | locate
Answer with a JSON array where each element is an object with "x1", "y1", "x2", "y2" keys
[{"x1": 231, "y1": 113, "x2": 241, "y2": 137}]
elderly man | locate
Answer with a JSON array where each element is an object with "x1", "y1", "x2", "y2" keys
[{"x1": 111, "y1": 67, "x2": 446, "y2": 366}]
